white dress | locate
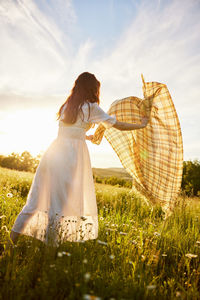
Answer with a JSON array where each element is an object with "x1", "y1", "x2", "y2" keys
[{"x1": 11, "y1": 102, "x2": 116, "y2": 246}]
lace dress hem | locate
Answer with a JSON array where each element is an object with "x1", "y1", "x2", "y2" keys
[{"x1": 12, "y1": 210, "x2": 98, "y2": 247}]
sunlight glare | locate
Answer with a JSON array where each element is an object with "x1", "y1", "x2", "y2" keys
[{"x1": 0, "y1": 108, "x2": 58, "y2": 156}]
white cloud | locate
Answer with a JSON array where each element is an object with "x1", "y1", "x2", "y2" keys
[
  {"x1": 91, "y1": 0, "x2": 200, "y2": 106},
  {"x1": 0, "y1": 0, "x2": 75, "y2": 95}
]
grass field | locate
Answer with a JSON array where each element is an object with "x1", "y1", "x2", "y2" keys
[{"x1": 0, "y1": 167, "x2": 200, "y2": 300}]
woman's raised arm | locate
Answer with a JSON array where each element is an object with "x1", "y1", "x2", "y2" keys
[
  {"x1": 85, "y1": 117, "x2": 149, "y2": 141},
  {"x1": 113, "y1": 116, "x2": 149, "y2": 131}
]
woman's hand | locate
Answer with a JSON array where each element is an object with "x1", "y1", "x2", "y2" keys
[
  {"x1": 141, "y1": 116, "x2": 149, "y2": 127},
  {"x1": 85, "y1": 135, "x2": 94, "y2": 141}
]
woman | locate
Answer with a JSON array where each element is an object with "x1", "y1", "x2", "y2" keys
[{"x1": 8, "y1": 72, "x2": 148, "y2": 247}]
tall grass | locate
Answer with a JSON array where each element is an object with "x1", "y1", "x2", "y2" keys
[{"x1": 0, "y1": 167, "x2": 200, "y2": 300}]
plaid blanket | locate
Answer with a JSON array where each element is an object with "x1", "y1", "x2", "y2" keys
[{"x1": 92, "y1": 75, "x2": 183, "y2": 214}]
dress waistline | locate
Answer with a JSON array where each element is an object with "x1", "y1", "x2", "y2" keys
[{"x1": 57, "y1": 126, "x2": 86, "y2": 141}]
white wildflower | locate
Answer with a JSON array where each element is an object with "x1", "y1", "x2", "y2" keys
[
  {"x1": 131, "y1": 240, "x2": 137, "y2": 245},
  {"x1": 6, "y1": 193, "x2": 13, "y2": 198},
  {"x1": 0, "y1": 215, "x2": 6, "y2": 219},
  {"x1": 185, "y1": 253, "x2": 198, "y2": 258},
  {"x1": 83, "y1": 295, "x2": 102, "y2": 300},
  {"x1": 83, "y1": 258, "x2": 88, "y2": 264},
  {"x1": 57, "y1": 252, "x2": 63, "y2": 257},
  {"x1": 147, "y1": 285, "x2": 156, "y2": 290},
  {"x1": 84, "y1": 272, "x2": 91, "y2": 281},
  {"x1": 153, "y1": 232, "x2": 161, "y2": 237},
  {"x1": 176, "y1": 291, "x2": 181, "y2": 297},
  {"x1": 97, "y1": 240, "x2": 108, "y2": 246},
  {"x1": 61, "y1": 251, "x2": 71, "y2": 256},
  {"x1": 119, "y1": 231, "x2": 127, "y2": 235},
  {"x1": 109, "y1": 254, "x2": 115, "y2": 259}
]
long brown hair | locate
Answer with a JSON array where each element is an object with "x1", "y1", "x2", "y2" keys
[{"x1": 57, "y1": 72, "x2": 100, "y2": 124}]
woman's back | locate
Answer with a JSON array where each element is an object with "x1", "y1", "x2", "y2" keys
[
  {"x1": 59, "y1": 101, "x2": 116, "y2": 130},
  {"x1": 59, "y1": 102, "x2": 93, "y2": 131}
]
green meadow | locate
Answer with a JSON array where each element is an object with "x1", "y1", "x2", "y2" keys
[{"x1": 0, "y1": 167, "x2": 200, "y2": 300}]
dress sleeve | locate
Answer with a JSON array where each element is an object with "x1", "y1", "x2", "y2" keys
[{"x1": 88, "y1": 102, "x2": 117, "y2": 129}]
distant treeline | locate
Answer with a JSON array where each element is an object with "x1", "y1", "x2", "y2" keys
[
  {"x1": 181, "y1": 160, "x2": 200, "y2": 197},
  {"x1": 0, "y1": 152, "x2": 41, "y2": 173},
  {"x1": 0, "y1": 152, "x2": 199, "y2": 196}
]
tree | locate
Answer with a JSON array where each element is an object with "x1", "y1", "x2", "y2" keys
[{"x1": 181, "y1": 159, "x2": 200, "y2": 196}]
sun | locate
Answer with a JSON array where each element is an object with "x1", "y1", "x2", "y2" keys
[{"x1": 0, "y1": 108, "x2": 58, "y2": 156}]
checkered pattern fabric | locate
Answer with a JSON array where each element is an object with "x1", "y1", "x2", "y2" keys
[{"x1": 92, "y1": 75, "x2": 183, "y2": 213}]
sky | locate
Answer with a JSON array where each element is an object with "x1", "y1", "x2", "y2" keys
[{"x1": 0, "y1": 0, "x2": 200, "y2": 168}]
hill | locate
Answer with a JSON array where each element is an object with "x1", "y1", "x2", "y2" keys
[{"x1": 92, "y1": 167, "x2": 132, "y2": 180}]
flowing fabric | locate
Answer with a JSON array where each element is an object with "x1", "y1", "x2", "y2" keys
[
  {"x1": 92, "y1": 76, "x2": 183, "y2": 214},
  {"x1": 11, "y1": 102, "x2": 117, "y2": 246}
]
